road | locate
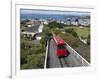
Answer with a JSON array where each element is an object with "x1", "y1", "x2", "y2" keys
[
  {"x1": 47, "y1": 39, "x2": 61, "y2": 68},
  {"x1": 47, "y1": 39, "x2": 83, "y2": 68}
]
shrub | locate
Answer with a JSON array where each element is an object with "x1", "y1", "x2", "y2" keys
[
  {"x1": 87, "y1": 34, "x2": 90, "y2": 45},
  {"x1": 65, "y1": 28, "x2": 78, "y2": 38},
  {"x1": 48, "y1": 21, "x2": 63, "y2": 29}
]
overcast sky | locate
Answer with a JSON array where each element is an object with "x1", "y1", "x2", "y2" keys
[{"x1": 20, "y1": 9, "x2": 90, "y2": 16}]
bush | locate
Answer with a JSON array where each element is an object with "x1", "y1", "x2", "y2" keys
[
  {"x1": 20, "y1": 37, "x2": 46, "y2": 69},
  {"x1": 60, "y1": 33, "x2": 79, "y2": 48},
  {"x1": 23, "y1": 54, "x2": 45, "y2": 69},
  {"x1": 21, "y1": 42, "x2": 25, "y2": 49},
  {"x1": 87, "y1": 34, "x2": 90, "y2": 45},
  {"x1": 48, "y1": 21, "x2": 63, "y2": 29},
  {"x1": 65, "y1": 28, "x2": 78, "y2": 38}
]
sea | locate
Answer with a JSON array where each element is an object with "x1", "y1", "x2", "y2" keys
[{"x1": 20, "y1": 14, "x2": 87, "y2": 21}]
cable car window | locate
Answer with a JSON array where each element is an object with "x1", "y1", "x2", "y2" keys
[{"x1": 58, "y1": 45, "x2": 65, "y2": 49}]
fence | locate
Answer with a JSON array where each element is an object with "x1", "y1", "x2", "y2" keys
[
  {"x1": 65, "y1": 43, "x2": 90, "y2": 66},
  {"x1": 44, "y1": 41, "x2": 49, "y2": 69}
]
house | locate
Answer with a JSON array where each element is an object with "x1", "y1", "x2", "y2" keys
[
  {"x1": 66, "y1": 18, "x2": 71, "y2": 25},
  {"x1": 34, "y1": 32, "x2": 43, "y2": 40},
  {"x1": 21, "y1": 31, "x2": 35, "y2": 38},
  {"x1": 38, "y1": 24, "x2": 44, "y2": 33}
]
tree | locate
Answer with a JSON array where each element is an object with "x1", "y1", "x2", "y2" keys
[
  {"x1": 48, "y1": 21, "x2": 57, "y2": 28},
  {"x1": 65, "y1": 28, "x2": 78, "y2": 38},
  {"x1": 48, "y1": 21, "x2": 63, "y2": 29},
  {"x1": 21, "y1": 42, "x2": 25, "y2": 49}
]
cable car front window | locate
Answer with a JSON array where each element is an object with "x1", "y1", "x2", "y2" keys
[{"x1": 58, "y1": 45, "x2": 65, "y2": 49}]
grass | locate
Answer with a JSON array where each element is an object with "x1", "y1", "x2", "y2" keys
[
  {"x1": 74, "y1": 41, "x2": 90, "y2": 63},
  {"x1": 64, "y1": 26, "x2": 90, "y2": 38}
]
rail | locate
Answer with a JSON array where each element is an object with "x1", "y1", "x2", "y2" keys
[
  {"x1": 44, "y1": 41, "x2": 49, "y2": 69},
  {"x1": 65, "y1": 43, "x2": 90, "y2": 66}
]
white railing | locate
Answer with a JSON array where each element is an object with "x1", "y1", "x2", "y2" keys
[
  {"x1": 44, "y1": 41, "x2": 49, "y2": 69},
  {"x1": 79, "y1": 36, "x2": 87, "y2": 44},
  {"x1": 65, "y1": 43, "x2": 90, "y2": 66}
]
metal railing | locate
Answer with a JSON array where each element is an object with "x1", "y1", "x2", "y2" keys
[
  {"x1": 44, "y1": 41, "x2": 49, "y2": 69},
  {"x1": 65, "y1": 43, "x2": 90, "y2": 66}
]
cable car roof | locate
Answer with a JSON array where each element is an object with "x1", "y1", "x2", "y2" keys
[{"x1": 54, "y1": 36, "x2": 65, "y2": 45}]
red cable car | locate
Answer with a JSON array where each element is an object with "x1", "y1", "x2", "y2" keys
[{"x1": 53, "y1": 35, "x2": 69, "y2": 58}]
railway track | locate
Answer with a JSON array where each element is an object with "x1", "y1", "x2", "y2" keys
[
  {"x1": 47, "y1": 39, "x2": 90, "y2": 68},
  {"x1": 58, "y1": 57, "x2": 70, "y2": 67}
]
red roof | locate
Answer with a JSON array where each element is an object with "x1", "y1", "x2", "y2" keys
[{"x1": 54, "y1": 36, "x2": 65, "y2": 45}]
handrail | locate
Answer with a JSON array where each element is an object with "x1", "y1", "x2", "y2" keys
[
  {"x1": 65, "y1": 43, "x2": 90, "y2": 66},
  {"x1": 44, "y1": 41, "x2": 49, "y2": 69}
]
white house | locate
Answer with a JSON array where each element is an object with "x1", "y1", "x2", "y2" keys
[
  {"x1": 38, "y1": 24, "x2": 44, "y2": 33},
  {"x1": 35, "y1": 33, "x2": 42, "y2": 40},
  {"x1": 43, "y1": 20, "x2": 48, "y2": 25}
]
